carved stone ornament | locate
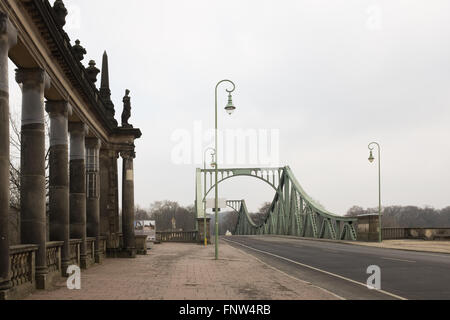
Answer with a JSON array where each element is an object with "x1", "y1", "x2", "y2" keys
[
  {"x1": 72, "y1": 40, "x2": 87, "y2": 62},
  {"x1": 86, "y1": 60, "x2": 100, "y2": 83},
  {"x1": 53, "y1": 0, "x2": 68, "y2": 27},
  {"x1": 121, "y1": 89, "x2": 132, "y2": 128}
]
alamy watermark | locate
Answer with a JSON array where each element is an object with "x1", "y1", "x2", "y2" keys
[
  {"x1": 366, "y1": 265, "x2": 381, "y2": 290},
  {"x1": 171, "y1": 121, "x2": 280, "y2": 167},
  {"x1": 366, "y1": 4, "x2": 383, "y2": 31},
  {"x1": 66, "y1": 265, "x2": 81, "y2": 290}
]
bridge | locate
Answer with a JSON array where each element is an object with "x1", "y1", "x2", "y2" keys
[{"x1": 195, "y1": 166, "x2": 357, "y2": 241}]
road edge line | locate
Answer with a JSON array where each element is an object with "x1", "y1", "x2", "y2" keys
[
  {"x1": 222, "y1": 238, "x2": 407, "y2": 301},
  {"x1": 223, "y1": 240, "x2": 346, "y2": 300}
]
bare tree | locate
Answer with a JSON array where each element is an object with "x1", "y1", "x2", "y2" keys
[
  {"x1": 149, "y1": 201, "x2": 196, "y2": 231},
  {"x1": 346, "y1": 205, "x2": 450, "y2": 228},
  {"x1": 9, "y1": 112, "x2": 50, "y2": 209}
]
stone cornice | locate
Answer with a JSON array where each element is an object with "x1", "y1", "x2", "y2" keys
[{"x1": 19, "y1": 0, "x2": 116, "y2": 133}]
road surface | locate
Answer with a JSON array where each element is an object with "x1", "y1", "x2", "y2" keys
[{"x1": 223, "y1": 235, "x2": 450, "y2": 300}]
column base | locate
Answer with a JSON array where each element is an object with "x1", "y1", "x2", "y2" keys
[
  {"x1": 0, "y1": 289, "x2": 8, "y2": 300},
  {"x1": 106, "y1": 248, "x2": 120, "y2": 258},
  {"x1": 0, "y1": 279, "x2": 12, "y2": 300},
  {"x1": 35, "y1": 268, "x2": 48, "y2": 290},
  {"x1": 80, "y1": 255, "x2": 88, "y2": 270},
  {"x1": 118, "y1": 248, "x2": 136, "y2": 259},
  {"x1": 94, "y1": 250, "x2": 103, "y2": 264},
  {"x1": 0, "y1": 285, "x2": 34, "y2": 300},
  {"x1": 61, "y1": 260, "x2": 71, "y2": 277}
]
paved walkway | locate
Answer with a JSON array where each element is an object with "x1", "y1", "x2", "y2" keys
[
  {"x1": 25, "y1": 242, "x2": 338, "y2": 300},
  {"x1": 344, "y1": 239, "x2": 450, "y2": 254}
]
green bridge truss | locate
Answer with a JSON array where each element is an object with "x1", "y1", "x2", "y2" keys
[{"x1": 195, "y1": 166, "x2": 357, "y2": 241}]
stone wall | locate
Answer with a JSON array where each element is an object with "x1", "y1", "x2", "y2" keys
[{"x1": 356, "y1": 214, "x2": 380, "y2": 242}]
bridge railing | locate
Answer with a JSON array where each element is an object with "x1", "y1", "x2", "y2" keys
[
  {"x1": 383, "y1": 227, "x2": 450, "y2": 240},
  {"x1": 156, "y1": 231, "x2": 198, "y2": 243}
]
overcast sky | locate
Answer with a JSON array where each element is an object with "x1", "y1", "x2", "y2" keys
[{"x1": 10, "y1": 1, "x2": 450, "y2": 215}]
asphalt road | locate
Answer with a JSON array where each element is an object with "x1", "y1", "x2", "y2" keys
[{"x1": 222, "y1": 235, "x2": 450, "y2": 300}]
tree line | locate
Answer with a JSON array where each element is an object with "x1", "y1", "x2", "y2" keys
[{"x1": 346, "y1": 205, "x2": 450, "y2": 228}]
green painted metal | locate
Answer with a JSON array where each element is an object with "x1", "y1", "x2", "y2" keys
[
  {"x1": 213, "y1": 80, "x2": 236, "y2": 260},
  {"x1": 195, "y1": 166, "x2": 357, "y2": 241},
  {"x1": 368, "y1": 142, "x2": 383, "y2": 243}
]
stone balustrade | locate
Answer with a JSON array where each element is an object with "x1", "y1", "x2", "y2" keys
[
  {"x1": 383, "y1": 228, "x2": 450, "y2": 241},
  {"x1": 69, "y1": 239, "x2": 82, "y2": 268},
  {"x1": 86, "y1": 237, "x2": 96, "y2": 268},
  {"x1": 46, "y1": 241, "x2": 63, "y2": 274},
  {"x1": 156, "y1": 231, "x2": 198, "y2": 243},
  {"x1": 8, "y1": 245, "x2": 38, "y2": 298}
]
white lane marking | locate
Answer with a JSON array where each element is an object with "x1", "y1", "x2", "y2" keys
[
  {"x1": 228, "y1": 242, "x2": 345, "y2": 300},
  {"x1": 381, "y1": 257, "x2": 416, "y2": 263},
  {"x1": 223, "y1": 238, "x2": 407, "y2": 301}
]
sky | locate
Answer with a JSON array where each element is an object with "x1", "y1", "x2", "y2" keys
[{"x1": 9, "y1": 0, "x2": 450, "y2": 215}]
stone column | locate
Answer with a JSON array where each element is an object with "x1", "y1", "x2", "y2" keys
[
  {"x1": 121, "y1": 150, "x2": 136, "y2": 258},
  {"x1": 69, "y1": 123, "x2": 88, "y2": 269},
  {"x1": 0, "y1": 12, "x2": 17, "y2": 297},
  {"x1": 46, "y1": 101, "x2": 71, "y2": 276},
  {"x1": 85, "y1": 138, "x2": 101, "y2": 263},
  {"x1": 15, "y1": 68, "x2": 51, "y2": 289}
]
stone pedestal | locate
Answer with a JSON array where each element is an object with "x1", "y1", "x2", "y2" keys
[
  {"x1": 16, "y1": 68, "x2": 50, "y2": 290},
  {"x1": 197, "y1": 218, "x2": 211, "y2": 244},
  {"x1": 46, "y1": 101, "x2": 71, "y2": 276},
  {"x1": 120, "y1": 151, "x2": 136, "y2": 258},
  {"x1": 357, "y1": 214, "x2": 381, "y2": 242},
  {"x1": 0, "y1": 12, "x2": 17, "y2": 297},
  {"x1": 69, "y1": 123, "x2": 88, "y2": 269}
]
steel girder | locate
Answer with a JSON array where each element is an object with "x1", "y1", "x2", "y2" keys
[{"x1": 195, "y1": 166, "x2": 357, "y2": 241}]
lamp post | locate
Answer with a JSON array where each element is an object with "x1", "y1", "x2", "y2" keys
[
  {"x1": 203, "y1": 147, "x2": 216, "y2": 247},
  {"x1": 368, "y1": 142, "x2": 382, "y2": 243},
  {"x1": 214, "y1": 80, "x2": 236, "y2": 260}
]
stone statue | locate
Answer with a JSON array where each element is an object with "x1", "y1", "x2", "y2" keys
[
  {"x1": 85, "y1": 60, "x2": 100, "y2": 83},
  {"x1": 121, "y1": 89, "x2": 132, "y2": 128},
  {"x1": 72, "y1": 40, "x2": 87, "y2": 62},
  {"x1": 52, "y1": 0, "x2": 68, "y2": 27}
]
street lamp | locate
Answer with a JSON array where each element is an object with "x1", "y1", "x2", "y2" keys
[
  {"x1": 203, "y1": 147, "x2": 216, "y2": 247},
  {"x1": 214, "y1": 80, "x2": 236, "y2": 260},
  {"x1": 368, "y1": 142, "x2": 382, "y2": 243}
]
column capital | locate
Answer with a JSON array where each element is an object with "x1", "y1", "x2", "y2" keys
[
  {"x1": 68, "y1": 122, "x2": 89, "y2": 136},
  {"x1": 0, "y1": 11, "x2": 17, "y2": 49},
  {"x1": 120, "y1": 150, "x2": 135, "y2": 160},
  {"x1": 45, "y1": 100, "x2": 72, "y2": 117},
  {"x1": 15, "y1": 68, "x2": 51, "y2": 89},
  {"x1": 85, "y1": 137, "x2": 101, "y2": 149}
]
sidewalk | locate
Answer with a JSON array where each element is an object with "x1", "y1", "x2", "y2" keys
[
  {"x1": 25, "y1": 242, "x2": 338, "y2": 300},
  {"x1": 344, "y1": 239, "x2": 450, "y2": 254}
]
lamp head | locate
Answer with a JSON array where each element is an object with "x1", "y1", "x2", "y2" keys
[
  {"x1": 368, "y1": 150, "x2": 375, "y2": 163},
  {"x1": 225, "y1": 93, "x2": 236, "y2": 115}
]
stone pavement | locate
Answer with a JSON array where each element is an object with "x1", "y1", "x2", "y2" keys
[{"x1": 25, "y1": 242, "x2": 339, "y2": 300}]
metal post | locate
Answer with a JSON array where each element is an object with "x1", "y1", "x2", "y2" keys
[
  {"x1": 368, "y1": 142, "x2": 382, "y2": 243},
  {"x1": 214, "y1": 80, "x2": 236, "y2": 260},
  {"x1": 203, "y1": 148, "x2": 215, "y2": 247}
]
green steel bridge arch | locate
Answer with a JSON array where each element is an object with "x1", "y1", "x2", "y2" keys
[{"x1": 195, "y1": 166, "x2": 357, "y2": 241}]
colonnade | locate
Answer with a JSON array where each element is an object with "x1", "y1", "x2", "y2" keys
[{"x1": 0, "y1": 12, "x2": 138, "y2": 295}]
